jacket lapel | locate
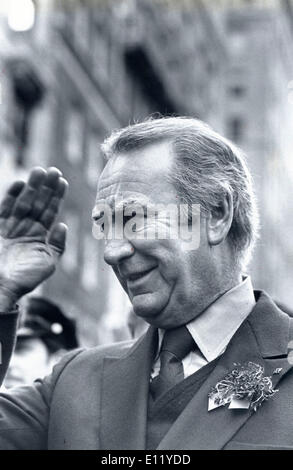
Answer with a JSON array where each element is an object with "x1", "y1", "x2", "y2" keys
[
  {"x1": 249, "y1": 292, "x2": 292, "y2": 389},
  {"x1": 100, "y1": 326, "x2": 157, "y2": 449},
  {"x1": 158, "y1": 291, "x2": 293, "y2": 450}
]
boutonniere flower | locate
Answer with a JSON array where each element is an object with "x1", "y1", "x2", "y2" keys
[{"x1": 208, "y1": 362, "x2": 281, "y2": 412}]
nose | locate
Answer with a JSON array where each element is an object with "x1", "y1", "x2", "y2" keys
[{"x1": 104, "y1": 238, "x2": 134, "y2": 266}]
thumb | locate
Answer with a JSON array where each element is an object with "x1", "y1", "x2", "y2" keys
[{"x1": 48, "y1": 222, "x2": 67, "y2": 257}]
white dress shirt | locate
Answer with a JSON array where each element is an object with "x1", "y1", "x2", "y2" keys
[{"x1": 152, "y1": 276, "x2": 255, "y2": 379}]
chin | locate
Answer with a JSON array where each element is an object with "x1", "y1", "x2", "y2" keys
[
  {"x1": 132, "y1": 292, "x2": 180, "y2": 329},
  {"x1": 132, "y1": 292, "x2": 169, "y2": 322}
]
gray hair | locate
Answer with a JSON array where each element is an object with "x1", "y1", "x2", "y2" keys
[{"x1": 101, "y1": 116, "x2": 259, "y2": 268}]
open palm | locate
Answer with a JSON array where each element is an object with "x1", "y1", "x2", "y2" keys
[{"x1": 0, "y1": 167, "x2": 68, "y2": 302}]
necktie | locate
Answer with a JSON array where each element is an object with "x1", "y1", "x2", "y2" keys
[{"x1": 150, "y1": 326, "x2": 195, "y2": 401}]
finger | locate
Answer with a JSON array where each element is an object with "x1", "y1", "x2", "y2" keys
[
  {"x1": 55, "y1": 177, "x2": 68, "y2": 199},
  {"x1": 0, "y1": 180, "x2": 27, "y2": 235},
  {"x1": 8, "y1": 184, "x2": 67, "y2": 238},
  {"x1": 8, "y1": 214, "x2": 47, "y2": 238},
  {"x1": 30, "y1": 185, "x2": 55, "y2": 219},
  {"x1": 1, "y1": 169, "x2": 66, "y2": 238},
  {"x1": 37, "y1": 196, "x2": 62, "y2": 230},
  {"x1": 0, "y1": 181, "x2": 25, "y2": 218},
  {"x1": 5, "y1": 176, "x2": 68, "y2": 238},
  {"x1": 12, "y1": 186, "x2": 37, "y2": 218},
  {"x1": 27, "y1": 167, "x2": 47, "y2": 189},
  {"x1": 48, "y1": 223, "x2": 67, "y2": 257},
  {"x1": 30, "y1": 170, "x2": 65, "y2": 220},
  {"x1": 33, "y1": 178, "x2": 68, "y2": 231},
  {"x1": 12, "y1": 220, "x2": 47, "y2": 238},
  {"x1": 11, "y1": 167, "x2": 47, "y2": 218},
  {"x1": 7, "y1": 181, "x2": 26, "y2": 197},
  {"x1": 45, "y1": 167, "x2": 63, "y2": 191}
]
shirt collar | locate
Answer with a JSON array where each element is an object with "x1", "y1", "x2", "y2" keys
[
  {"x1": 186, "y1": 276, "x2": 255, "y2": 362},
  {"x1": 158, "y1": 276, "x2": 255, "y2": 363}
]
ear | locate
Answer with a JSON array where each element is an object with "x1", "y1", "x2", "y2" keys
[{"x1": 206, "y1": 192, "x2": 233, "y2": 246}]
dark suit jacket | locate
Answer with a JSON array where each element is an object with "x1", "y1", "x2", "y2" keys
[{"x1": 0, "y1": 291, "x2": 293, "y2": 450}]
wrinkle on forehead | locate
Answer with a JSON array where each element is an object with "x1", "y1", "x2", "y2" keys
[
  {"x1": 96, "y1": 180, "x2": 153, "y2": 205},
  {"x1": 98, "y1": 141, "x2": 173, "y2": 187},
  {"x1": 98, "y1": 179, "x2": 151, "y2": 194},
  {"x1": 96, "y1": 141, "x2": 175, "y2": 207}
]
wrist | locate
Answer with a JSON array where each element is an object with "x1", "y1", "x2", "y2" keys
[{"x1": 0, "y1": 286, "x2": 19, "y2": 312}]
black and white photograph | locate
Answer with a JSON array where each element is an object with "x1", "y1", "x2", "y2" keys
[{"x1": 0, "y1": 0, "x2": 293, "y2": 454}]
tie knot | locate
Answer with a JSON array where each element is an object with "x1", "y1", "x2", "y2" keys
[{"x1": 161, "y1": 326, "x2": 195, "y2": 361}]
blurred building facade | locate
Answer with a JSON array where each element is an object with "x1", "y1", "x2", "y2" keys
[
  {"x1": 0, "y1": 0, "x2": 293, "y2": 345},
  {"x1": 222, "y1": 0, "x2": 293, "y2": 306}
]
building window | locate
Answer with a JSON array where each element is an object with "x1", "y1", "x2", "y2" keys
[
  {"x1": 81, "y1": 234, "x2": 99, "y2": 291},
  {"x1": 65, "y1": 107, "x2": 84, "y2": 164}
]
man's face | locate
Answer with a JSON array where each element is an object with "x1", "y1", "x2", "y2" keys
[{"x1": 94, "y1": 141, "x2": 216, "y2": 329}]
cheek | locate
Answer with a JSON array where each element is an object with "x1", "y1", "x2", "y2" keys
[
  {"x1": 133, "y1": 239, "x2": 182, "y2": 277},
  {"x1": 163, "y1": 245, "x2": 206, "y2": 293},
  {"x1": 132, "y1": 238, "x2": 181, "y2": 257}
]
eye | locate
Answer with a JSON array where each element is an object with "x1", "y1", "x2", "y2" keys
[{"x1": 123, "y1": 214, "x2": 146, "y2": 232}]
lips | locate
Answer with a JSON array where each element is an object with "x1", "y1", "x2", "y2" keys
[
  {"x1": 126, "y1": 267, "x2": 156, "y2": 283},
  {"x1": 124, "y1": 266, "x2": 158, "y2": 295}
]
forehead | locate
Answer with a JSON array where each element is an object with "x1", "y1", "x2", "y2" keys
[{"x1": 95, "y1": 141, "x2": 176, "y2": 207}]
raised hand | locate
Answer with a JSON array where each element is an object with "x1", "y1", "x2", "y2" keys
[{"x1": 0, "y1": 167, "x2": 68, "y2": 309}]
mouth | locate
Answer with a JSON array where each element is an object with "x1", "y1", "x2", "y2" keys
[{"x1": 126, "y1": 266, "x2": 157, "y2": 287}]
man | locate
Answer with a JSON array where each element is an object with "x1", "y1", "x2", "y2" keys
[
  {"x1": 4, "y1": 296, "x2": 79, "y2": 388},
  {"x1": 0, "y1": 117, "x2": 292, "y2": 450}
]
